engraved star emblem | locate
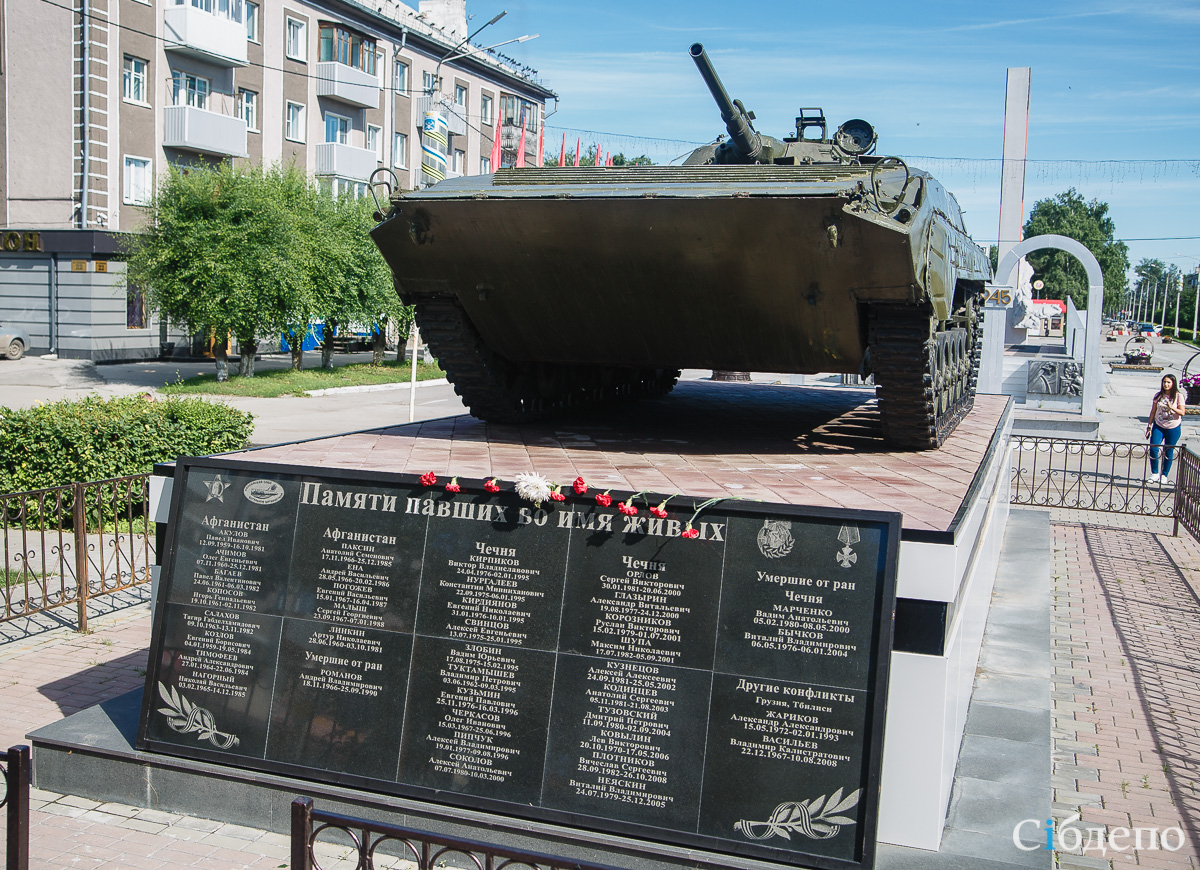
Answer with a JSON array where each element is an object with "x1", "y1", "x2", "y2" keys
[
  {"x1": 837, "y1": 546, "x2": 857, "y2": 568},
  {"x1": 203, "y1": 475, "x2": 227, "y2": 503}
]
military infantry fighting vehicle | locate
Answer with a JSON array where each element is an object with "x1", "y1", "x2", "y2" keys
[{"x1": 369, "y1": 43, "x2": 992, "y2": 449}]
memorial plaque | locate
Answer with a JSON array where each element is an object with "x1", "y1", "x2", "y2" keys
[{"x1": 141, "y1": 457, "x2": 899, "y2": 870}]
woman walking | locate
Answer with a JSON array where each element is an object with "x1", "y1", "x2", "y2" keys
[{"x1": 1146, "y1": 373, "x2": 1186, "y2": 484}]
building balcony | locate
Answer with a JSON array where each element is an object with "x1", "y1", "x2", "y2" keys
[
  {"x1": 163, "y1": 105, "x2": 248, "y2": 157},
  {"x1": 315, "y1": 62, "x2": 379, "y2": 109},
  {"x1": 315, "y1": 142, "x2": 378, "y2": 182},
  {"x1": 163, "y1": 5, "x2": 248, "y2": 66}
]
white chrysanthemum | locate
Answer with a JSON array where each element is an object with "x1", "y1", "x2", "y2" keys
[{"x1": 514, "y1": 471, "x2": 552, "y2": 506}]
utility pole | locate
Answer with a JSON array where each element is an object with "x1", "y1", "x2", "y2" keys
[
  {"x1": 1193, "y1": 266, "x2": 1200, "y2": 340},
  {"x1": 1174, "y1": 272, "x2": 1182, "y2": 335}
]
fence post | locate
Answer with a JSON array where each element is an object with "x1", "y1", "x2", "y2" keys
[
  {"x1": 72, "y1": 483, "x2": 89, "y2": 633},
  {"x1": 290, "y1": 797, "x2": 313, "y2": 870},
  {"x1": 6, "y1": 745, "x2": 31, "y2": 870}
]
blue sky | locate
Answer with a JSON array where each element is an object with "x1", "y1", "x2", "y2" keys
[{"x1": 484, "y1": 1, "x2": 1200, "y2": 279}]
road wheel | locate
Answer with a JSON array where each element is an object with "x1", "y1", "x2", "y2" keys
[{"x1": 4, "y1": 338, "x2": 24, "y2": 360}]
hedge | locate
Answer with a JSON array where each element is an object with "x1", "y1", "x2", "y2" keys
[{"x1": 0, "y1": 395, "x2": 254, "y2": 494}]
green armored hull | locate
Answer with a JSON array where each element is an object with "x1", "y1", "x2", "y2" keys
[{"x1": 369, "y1": 45, "x2": 992, "y2": 448}]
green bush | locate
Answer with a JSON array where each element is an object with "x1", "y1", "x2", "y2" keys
[{"x1": 0, "y1": 395, "x2": 253, "y2": 494}]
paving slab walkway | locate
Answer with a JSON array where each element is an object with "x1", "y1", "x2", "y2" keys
[{"x1": 3, "y1": 511, "x2": 1200, "y2": 868}]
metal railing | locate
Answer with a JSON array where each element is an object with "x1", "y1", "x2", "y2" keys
[
  {"x1": 1010, "y1": 436, "x2": 1178, "y2": 517},
  {"x1": 1, "y1": 474, "x2": 154, "y2": 631},
  {"x1": 2, "y1": 745, "x2": 30, "y2": 870},
  {"x1": 290, "y1": 797, "x2": 624, "y2": 870},
  {"x1": 1174, "y1": 446, "x2": 1200, "y2": 538}
]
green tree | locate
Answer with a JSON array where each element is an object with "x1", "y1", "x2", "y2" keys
[
  {"x1": 1022, "y1": 188, "x2": 1129, "y2": 311},
  {"x1": 125, "y1": 163, "x2": 316, "y2": 380},
  {"x1": 310, "y1": 192, "x2": 411, "y2": 368},
  {"x1": 543, "y1": 146, "x2": 653, "y2": 168}
]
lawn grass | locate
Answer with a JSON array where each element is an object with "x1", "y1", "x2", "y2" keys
[
  {"x1": 159, "y1": 360, "x2": 446, "y2": 398},
  {"x1": 3, "y1": 567, "x2": 39, "y2": 588}
]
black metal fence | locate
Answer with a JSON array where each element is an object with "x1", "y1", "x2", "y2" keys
[
  {"x1": 1, "y1": 475, "x2": 153, "y2": 631},
  {"x1": 1010, "y1": 436, "x2": 1179, "y2": 517},
  {"x1": 1173, "y1": 445, "x2": 1200, "y2": 539},
  {"x1": 2, "y1": 746, "x2": 30, "y2": 870},
  {"x1": 290, "y1": 797, "x2": 624, "y2": 870}
]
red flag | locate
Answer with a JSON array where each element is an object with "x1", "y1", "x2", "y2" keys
[
  {"x1": 515, "y1": 117, "x2": 527, "y2": 168},
  {"x1": 559, "y1": 133, "x2": 566, "y2": 167},
  {"x1": 489, "y1": 125, "x2": 501, "y2": 173},
  {"x1": 595, "y1": 144, "x2": 601, "y2": 167},
  {"x1": 536, "y1": 124, "x2": 544, "y2": 167},
  {"x1": 606, "y1": 153, "x2": 612, "y2": 166},
  {"x1": 573, "y1": 137, "x2": 581, "y2": 167}
]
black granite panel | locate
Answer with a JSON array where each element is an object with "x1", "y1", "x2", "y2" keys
[
  {"x1": 141, "y1": 459, "x2": 900, "y2": 870},
  {"x1": 266, "y1": 618, "x2": 412, "y2": 778},
  {"x1": 168, "y1": 468, "x2": 300, "y2": 615},
  {"x1": 699, "y1": 672, "x2": 872, "y2": 865},
  {"x1": 715, "y1": 515, "x2": 886, "y2": 690},
  {"x1": 542, "y1": 654, "x2": 711, "y2": 830},
  {"x1": 414, "y1": 492, "x2": 569, "y2": 650},
  {"x1": 559, "y1": 521, "x2": 725, "y2": 669},
  {"x1": 398, "y1": 636, "x2": 556, "y2": 804},
  {"x1": 146, "y1": 603, "x2": 282, "y2": 759}
]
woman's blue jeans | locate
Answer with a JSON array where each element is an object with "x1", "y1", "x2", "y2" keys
[{"x1": 1150, "y1": 424, "x2": 1181, "y2": 475}]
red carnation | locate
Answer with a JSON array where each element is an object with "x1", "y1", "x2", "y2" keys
[
  {"x1": 682, "y1": 526, "x2": 700, "y2": 539},
  {"x1": 550, "y1": 490, "x2": 566, "y2": 502},
  {"x1": 618, "y1": 500, "x2": 638, "y2": 516},
  {"x1": 572, "y1": 477, "x2": 588, "y2": 495},
  {"x1": 650, "y1": 506, "x2": 668, "y2": 519},
  {"x1": 595, "y1": 492, "x2": 613, "y2": 507},
  {"x1": 445, "y1": 477, "x2": 461, "y2": 493},
  {"x1": 484, "y1": 478, "x2": 500, "y2": 493},
  {"x1": 420, "y1": 471, "x2": 437, "y2": 487}
]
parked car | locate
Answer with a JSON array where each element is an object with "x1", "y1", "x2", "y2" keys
[
  {"x1": 0, "y1": 322, "x2": 30, "y2": 360},
  {"x1": 1138, "y1": 322, "x2": 1161, "y2": 335}
]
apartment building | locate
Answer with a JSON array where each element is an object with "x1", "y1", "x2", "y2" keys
[{"x1": 0, "y1": 0, "x2": 553, "y2": 359}]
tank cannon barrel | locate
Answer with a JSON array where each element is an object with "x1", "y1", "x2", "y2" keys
[{"x1": 689, "y1": 42, "x2": 762, "y2": 161}]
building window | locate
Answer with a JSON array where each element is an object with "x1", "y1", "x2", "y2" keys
[
  {"x1": 123, "y1": 155, "x2": 152, "y2": 204},
  {"x1": 394, "y1": 60, "x2": 409, "y2": 94},
  {"x1": 245, "y1": 1, "x2": 258, "y2": 41},
  {"x1": 367, "y1": 124, "x2": 382, "y2": 161},
  {"x1": 122, "y1": 56, "x2": 148, "y2": 104},
  {"x1": 171, "y1": 71, "x2": 209, "y2": 109},
  {"x1": 500, "y1": 95, "x2": 538, "y2": 132},
  {"x1": 480, "y1": 156, "x2": 491, "y2": 174},
  {"x1": 285, "y1": 16, "x2": 306, "y2": 61},
  {"x1": 285, "y1": 101, "x2": 305, "y2": 142},
  {"x1": 422, "y1": 70, "x2": 437, "y2": 94},
  {"x1": 127, "y1": 286, "x2": 148, "y2": 329},
  {"x1": 453, "y1": 149, "x2": 464, "y2": 174},
  {"x1": 237, "y1": 88, "x2": 257, "y2": 130},
  {"x1": 455, "y1": 84, "x2": 467, "y2": 108},
  {"x1": 480, "y1": 93, "x2": 493, "y2": 126},
  {"x1": 318, "y1": 23, "x2": 376, "y2": 75},
  {"x1": 393, "y1": 132, "x2": 407, "y2": 168},
  {"x1": 325, "y1": 112, "x2": 350, "y2": 144},
  {"x1": 331, "y1": 178, "x2": 367, "y2": 198},
  {"x1": 175, "y1": 0, "x2": 241, "y2": 23}
]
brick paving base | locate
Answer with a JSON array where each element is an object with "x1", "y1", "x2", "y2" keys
[{"x1": 1051, "y1": 517, "x2": 1200, "y2": 869}]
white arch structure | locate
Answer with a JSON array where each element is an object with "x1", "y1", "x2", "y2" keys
[{"x1": 979, "y1": 233, "x2": 1104, "y2": 417}]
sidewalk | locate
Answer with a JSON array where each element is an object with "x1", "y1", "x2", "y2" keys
[{"x1": 1, "y1": 511, "x2": 1197, "y2": 868}]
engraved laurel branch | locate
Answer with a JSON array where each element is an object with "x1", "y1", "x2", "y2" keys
[
  {"x1": 156, "y1": 682, "x2": 240, "y2": 749},
  {"x1": 734, "y1": 788, "x2": 860, "y2": 841}
]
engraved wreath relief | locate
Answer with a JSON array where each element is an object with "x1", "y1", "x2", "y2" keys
[
  {"x1": 735, "y1": 788, "x2": 861, "y2": 841},
  {"x1": 156, "y1": 682, "x2": 240, "y2": 749}
]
